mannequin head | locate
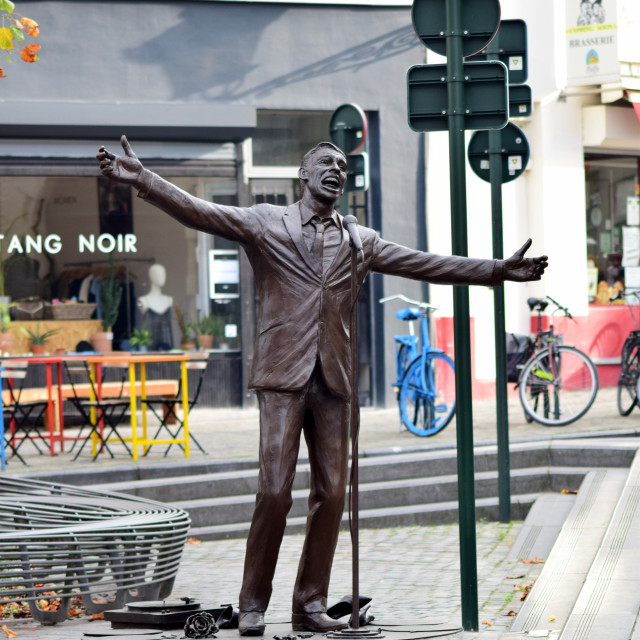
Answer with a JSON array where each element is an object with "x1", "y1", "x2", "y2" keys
[{"x1": 149, "y1": 264, "x2": 166, "y2": 288}]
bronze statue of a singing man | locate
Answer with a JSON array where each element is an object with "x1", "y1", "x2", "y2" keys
[{"x1": 97, "y1": 136, "x2": 547, "y2": 636}]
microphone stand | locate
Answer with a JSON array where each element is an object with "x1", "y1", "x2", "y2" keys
[
  {"x1": 349, "y1": 238, "x2": 361, "y2": 631},
  {"x1": 333, "y1": 220, "x2": 384, "y2": 640}
]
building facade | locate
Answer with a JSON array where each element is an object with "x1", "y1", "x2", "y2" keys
[
  {"x1": 2, "y1": 0, "x2": 639, "y2": 407},
  {"x1": 425, "y1": 0, "x2": 640, "y2": 395},
  {"x1": 0, "y1": 0, "x2": 434, "y2": 407}
]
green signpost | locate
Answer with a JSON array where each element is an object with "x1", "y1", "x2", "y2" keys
[
  {"x1": 408, "y1": 0, "x2": 504, "y2": 631},
  {"x1": 407, "y1": 61, "x2": 508, "y2": 132},
  {"x1": 468, "y1": 122, "x2": 530, "y2": 183},
  {"x1": 468, "y1": 18, "x2": 530, "y2": 525}
]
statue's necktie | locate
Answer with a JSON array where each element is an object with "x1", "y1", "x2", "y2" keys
[{"x1": 311, "y1": 216, "x2": 339, "y2": 272}]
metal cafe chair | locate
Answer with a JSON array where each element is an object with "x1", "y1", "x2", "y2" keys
[
  {"x1": 1, "y1": 360, "x2": 50, "y2": 465},
  {"x1": 143, "y1": 353, "x2": 209, "y2": 457},
  {"x1": 62, "y1": 360, "x2": 133, "y2": 461}
]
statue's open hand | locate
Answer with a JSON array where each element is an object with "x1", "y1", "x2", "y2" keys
[
  {"x1": 96, "y1": 135, "x2": 143, "y2": 185},
  {"x1": 504, "y1": 238, "x2": 548, "y2": 282}
]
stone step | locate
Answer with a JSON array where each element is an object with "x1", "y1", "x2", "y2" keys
[
  {"x1": 509, "y1": 466, "x2": 631, "y2": 636},
  {"x1": 83, "y1": 438, "x2": 638, "y2": 503},
  {"x1": 188, "y1": 492, "x2": 544, "y2": 541},
  {"x1": 174, "y1": 467, "x2": 591, "y2": 528},
  {"x1": 29, "y1": 440, "x2": 637, "y2": 496}
]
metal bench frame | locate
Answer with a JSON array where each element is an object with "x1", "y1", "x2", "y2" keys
[{"x1": 0, "y1": 476, "x2": 190, "y2": 625}]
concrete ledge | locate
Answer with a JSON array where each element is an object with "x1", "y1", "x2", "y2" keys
[{"x1": 560, "y1": 449, "x2": 640, "y2": 640}]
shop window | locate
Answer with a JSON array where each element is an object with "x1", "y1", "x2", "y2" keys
[{"x1": 585, "y1": 155, "x2": 640, "y2": 304}]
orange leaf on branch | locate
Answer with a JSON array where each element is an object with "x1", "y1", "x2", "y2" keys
[
  {"x1": 20, "y1": 16, "x2": 37, "y2": 37},
  {"x1": 0, "y1": 1, "x2": 42, "y2": 76},
  {"x1": 20, "y1": 42, "x2": 39, "y2": 62}
]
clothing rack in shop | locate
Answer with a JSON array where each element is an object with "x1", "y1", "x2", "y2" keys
[{"x1": 62, "y1": 258, "x2": 155, "y2": 336}]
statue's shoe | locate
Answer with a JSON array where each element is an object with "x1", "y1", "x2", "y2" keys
[
  {"x1": 291, "y1": 612, "x2": 349, "y2": 632},
  {"x1": 238, "y1": 611, "x2": 265, "y2": 636}
]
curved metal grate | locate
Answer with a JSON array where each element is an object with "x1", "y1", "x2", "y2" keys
[{"x1": 0, "y1": 476, "x2": 191, "y2": 625}]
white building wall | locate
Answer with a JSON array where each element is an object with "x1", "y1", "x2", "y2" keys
[{"x1": 425, "y1": 0, "x2": 590, "y2": 382}]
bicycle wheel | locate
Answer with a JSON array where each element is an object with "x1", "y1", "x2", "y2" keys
[
  {"x1": 399, "y1": 353, "x2": 456, "y2": 436},
  {"x1": 519, "y1": 345, "x2": 598, "y2": 426},
  {"x1": 617, "y1": 340, "x2": 640, "y2": 416}
]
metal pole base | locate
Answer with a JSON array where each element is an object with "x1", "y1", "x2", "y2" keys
[{"x1": 326, "y1": 628, "x2": 385, "y2": 639}]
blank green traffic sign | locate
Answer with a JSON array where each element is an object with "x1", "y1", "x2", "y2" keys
[
  {"x1": 473, "y1": 19, "x2": 528, "y2": 85},
  {"x1": 407, "y1": 60, "x2": 508, "y2": 132},
  {"x1": 509, "y1": 84, "x2": 533, "y2": 118},
  {"x1": 411, "y1": 0, "x2": 501, "y2": 57},
  {"x1": 467, "y1": 122, "x2": 530, "y2": 184}
]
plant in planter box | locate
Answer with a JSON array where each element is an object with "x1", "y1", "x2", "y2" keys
[
  {"x1": 189, "y1": 313, "x2": 223, "y2": 350},
  {"x1": 20, "y1": 324, "x2": 59, "y2": 354},
  {"x1": 92, "y1": 255, "x2": 123, "y2": 352},
  {"x1": 129, "y1": 328, "x2": 153, "y2": 352}
]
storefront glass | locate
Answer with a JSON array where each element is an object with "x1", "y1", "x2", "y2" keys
[
  {"x1": 0, "y1": 173, "x2": 239, "y2": 350},
  {"x1": 585, "y1": 155, "x2": 640, "y2": 304}
]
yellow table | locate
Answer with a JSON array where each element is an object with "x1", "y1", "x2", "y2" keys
[{"x1": 84, "y1": 353, "x2": 191, "y2": 461}]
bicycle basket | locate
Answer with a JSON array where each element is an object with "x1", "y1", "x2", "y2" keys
[{"x1": 506, "y1": 333, "x2": 533, "y2": 383}]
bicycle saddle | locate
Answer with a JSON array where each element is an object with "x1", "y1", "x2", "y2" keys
[
  {"x1": 527, "y1": 297, "x2": 548, "y2": 312},
  {"x1": 396, "y1": 308, "x2": 421, "y2": 321}
]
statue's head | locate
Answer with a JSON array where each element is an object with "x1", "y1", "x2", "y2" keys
[{"x1": 298, "y1": 142, "x2": 347, "y2": 200}]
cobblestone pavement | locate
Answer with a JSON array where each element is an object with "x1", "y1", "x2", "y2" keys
[
  {"x1": 2, "y1": 385, "x2": 637, "y2": 638},
  {"x1": 4, "y1": 521, "x2": 544, "y2": 639}
]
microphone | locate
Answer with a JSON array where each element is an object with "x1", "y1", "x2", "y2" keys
[{"x1": 342, "y1": 215, "x2": 364, "y2": 254}]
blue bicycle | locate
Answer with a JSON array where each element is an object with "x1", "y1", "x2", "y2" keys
[{"x1": 380, "y1": 294, "x2": 456, "y2": 436}]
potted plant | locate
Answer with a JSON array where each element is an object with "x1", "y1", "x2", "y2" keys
[
  {"x1": 190, "y1": 313, "x2": 222, "y2": 350},
  {"x1": 20, "y1": 324, "x2": 59, "y2": 355},
  {"x1": 129, "y1": 328, "x2": 153, "y2": 352},
  {"x1": 175, "y1": 304, "x2": 196, "y2": 351},
  {"x1": 0, "y1": 302, "x2": 15, "y2": 354},
  {"x1": 91, "y1": 255, "x2": 123, "y2": 353}
]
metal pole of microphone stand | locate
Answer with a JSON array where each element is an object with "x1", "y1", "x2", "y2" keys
[{"x1": 349, "y1": 240, "x2": 360, "y2": 630}]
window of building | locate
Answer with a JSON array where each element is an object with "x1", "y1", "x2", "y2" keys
[
  {"x1": 252, "y1": 111, "x2": 332, "y2": 167},
  {"x1": 585, "y1": 154, "x2": 640, "y2": 304}
]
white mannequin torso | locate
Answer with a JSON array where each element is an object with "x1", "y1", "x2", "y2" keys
[
  {"x1": 138, "y1": 289, "x2": 173, "y2": 315},
  {"x1": 138, "y1": 264, "x2": 173, "y2": 315}
]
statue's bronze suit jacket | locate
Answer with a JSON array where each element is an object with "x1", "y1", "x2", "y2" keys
[{"x1": 138, "y1": 170, "x2": 504, "y2": 398}]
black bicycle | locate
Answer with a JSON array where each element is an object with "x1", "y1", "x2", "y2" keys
[
  {"x1": 518, "y1": 296, "x2": 599, "y2": 426},
  {"x1": 610, "y1": 289, "x2": 640, "y2": 416}
]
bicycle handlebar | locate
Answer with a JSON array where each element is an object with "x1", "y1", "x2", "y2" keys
[
  {"x1": 379, "y1": 294, "x2": 439, "y2": 311},
  {"x1": 610, "y1": 289, "x2": 640, "y2": 303},
  {"x1": 546, "y1": 295, "x2": 573, "y2": 320}
]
